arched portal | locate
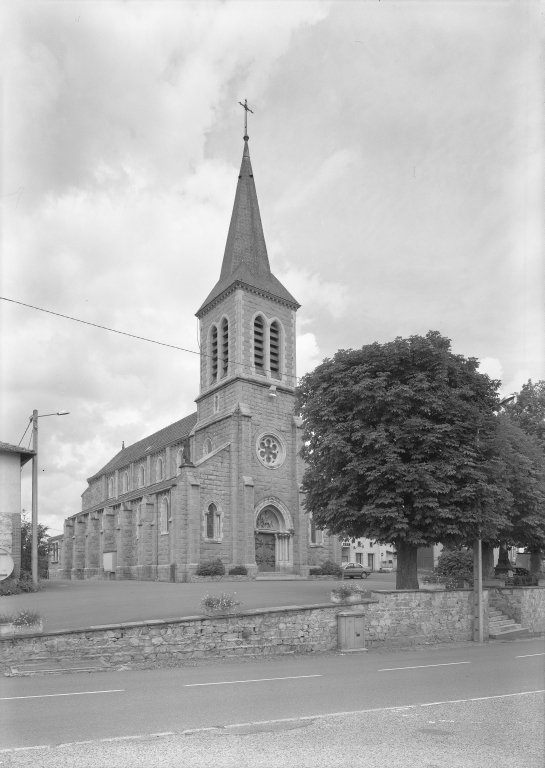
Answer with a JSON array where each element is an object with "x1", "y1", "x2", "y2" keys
[{"x1": 254, "y1": 500, "x2": 293, "y2": 572}]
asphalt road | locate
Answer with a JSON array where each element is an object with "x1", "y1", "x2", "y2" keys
[
  {"x1": 1, "y1": 637, "x2": 543, "y2": 754},
  {"x1": 0, "y1": 573, "x2": 396, "y2": 632}
]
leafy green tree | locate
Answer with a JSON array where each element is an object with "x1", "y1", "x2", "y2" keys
[
  {"x1": 20, "y1": 510, "x2": 49, "y2": 578},
  {"x1": 296, "y1": 331, "x2": 511, "y2": 589},
  {"x1": 485, "y1": 396, "x2": 545, "y2": 575},
  {"x1": 503, "y1": 380, "x2": 545, "y2": 451}
]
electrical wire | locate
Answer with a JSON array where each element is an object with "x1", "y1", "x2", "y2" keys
[
  {"x1": 18, "y1": 418, "x2": 32, "y2": 447},
  {"x1": 1, "y1": 296, "x2": 303, "y2": 382}
]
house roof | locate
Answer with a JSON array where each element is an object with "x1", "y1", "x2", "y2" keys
[
  {"x1": 197, "y1": 139, "x2": 299, "y2": 315},
  {"x1": 87, "y1": 412, "x2": 198, "y2": 481},
  {"x1": 0, "y1": 441, "x2": 35, "y2": 467}
]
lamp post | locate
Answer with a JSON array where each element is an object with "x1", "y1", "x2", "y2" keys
[
  {"x1": 31, "y1": 410, "x2": 69, "y2": 585},
  {"x1": 473, "y1": 395, "x2": 515, "y2": 643}
]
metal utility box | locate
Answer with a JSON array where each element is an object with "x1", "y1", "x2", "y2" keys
[
  {"x1": 103, "y1": 552, "x2": 117, "y2": 572},
  {"x1": 337, "y1": 611, "x2": 367, "y2": 652}
]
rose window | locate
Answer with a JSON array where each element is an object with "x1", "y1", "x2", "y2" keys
[{"x1": 257, "y1": 434, "x2": 285, "y2": 468}]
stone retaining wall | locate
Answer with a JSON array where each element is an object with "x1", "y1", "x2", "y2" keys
[
  {"x1": 488, "y1": 586, "x2": 545, "y2": 633},
  {"x1": 188, "y1": 575, "x2": 256, "y2": 583},
  {"x1": 0, "y1": 590, "x2": 482, "y2": 670}
]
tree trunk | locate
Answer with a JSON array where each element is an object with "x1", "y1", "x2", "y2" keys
[
  {"x1": 481, "y1": 541, "x2": 495, "y2": 579},
  {"x1": 529, "y1": 549, "x2": 543, "y2": 575},
  {"x1": 395, "y1": 540, "x2": 419, "y2": 589}
]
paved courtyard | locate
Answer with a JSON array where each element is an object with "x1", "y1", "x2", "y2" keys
[{"x1": 0, "y1": 573, "x2": 396, "y2": 632}]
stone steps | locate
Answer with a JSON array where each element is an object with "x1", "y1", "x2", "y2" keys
[{"x1": 488, "y1": 607, "x2": 528, "y2": 639}]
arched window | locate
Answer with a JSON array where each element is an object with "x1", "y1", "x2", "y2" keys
[
  {"x1": 160, "y1": 498, "x2": 169, "y2": 534},
  {"x1": 204, "y1": 502, "x2": 221, "y2": 540},
  {"x1": 108, "y1": 477, "x2": 115, "y2": 498},
  {"x1": 221, "y1": 318, "x2": 229, "y2": 378},
  {"x1": 269, "y1": 321, "x2": 281, "y2": 379},
  {"x1": 210, "y1": 324, "x2": 218, "y2": 384},
  {"x1": 254, "y1": 315, "x2": 265, "y2": 374},
  {"x1": 122, "y1": 472, "x2": 129, "y2": 494},
  {"x1": 136, "y1": 504, "x2": 141, "y2": 540},
  {"x1": 176, "y1": 449, "x2": 183, "y2": 476},
  {"x1": 156, "y1": 457, "x2": 163, "y2": 482},
  {"x1": 138, "y1": 465, "x2": 146, "y2": 488},
  {"x1": 202, "y1": 437, "x2": 213, "y2": 457},
  {"x1": 310, "y1": 517, "x2": 324, "y2": 545}
]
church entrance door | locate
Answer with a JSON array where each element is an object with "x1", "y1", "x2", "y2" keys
[{"x1": 255, "y1": 533, "x2": 276, "y2": 572}]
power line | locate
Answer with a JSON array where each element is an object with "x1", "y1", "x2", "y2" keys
[
  {"x1": 1, "y1": 296, "x2": 302, "y2": 382},
  {"x1": 18, "y1": 418, "x2": 32, "y2": 447},
  {"x1": 1, "y1": 297, "x2": 201, "y2": 357}
]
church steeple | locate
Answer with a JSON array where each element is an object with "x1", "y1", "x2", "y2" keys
[{"x1": 197, "y1": 123, "x2": 299, "y2": 316}]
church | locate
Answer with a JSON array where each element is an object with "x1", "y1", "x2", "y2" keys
[{"x1": 48, "y1": 127, "x2": 341, "y2": 581}]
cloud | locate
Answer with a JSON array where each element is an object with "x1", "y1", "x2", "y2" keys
[
  {"x1": 276, "y1": 267, "x2": 349, "y2": 320},
  {"x1": 478, "y1": 357, "x2": 503, "y2": 381},
  {"x1": 296, "y1": 332, "x2": 322, "y2": 378}
]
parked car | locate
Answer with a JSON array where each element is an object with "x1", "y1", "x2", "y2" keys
[{"x1": 342, "y1": 563, "x2": 372, "y2": 579}]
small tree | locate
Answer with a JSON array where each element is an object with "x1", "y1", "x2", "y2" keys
[
  {"x1": 20, "y1": 510, "x2": 49, "y2": 578},
  {"x1": 297, "y1": 331, "x2": 511, "y2": 589}
]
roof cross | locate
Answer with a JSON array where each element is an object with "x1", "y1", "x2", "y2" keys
[{"x1": 238, "y1": 98, "x2": 253, "y2": 140}]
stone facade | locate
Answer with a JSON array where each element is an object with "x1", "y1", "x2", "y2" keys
[
  {"x1": 0, "y1": 589, "x2": 487, "y2": 671},
  {"x1": 0, "y1": 443, "x2": 33, "y2": 579},
  {"x1": 48, "y1": 137, "x2": 340, "y2": 583}
]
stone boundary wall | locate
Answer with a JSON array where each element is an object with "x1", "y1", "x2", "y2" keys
[
  {"x1": 188, "y1": 575, "x2": 256, "y2": 583},
  {"x1": 0, "y1": 590, "x2": 481, "y2": 670},
  {"x1": 488, "y1": 586, "x2": 545, "y2": 633}
]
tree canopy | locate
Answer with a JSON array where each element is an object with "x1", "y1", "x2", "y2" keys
[
  {"x1": 296, "y1": 331, "x2": 511, "y2": 588},
  {"x1": 503, "y1": 380, "x2": 545, "y2": 451}
]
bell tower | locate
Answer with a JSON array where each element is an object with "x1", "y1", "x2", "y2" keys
[{"x1": 190, "y1": 114, "x2": 309, "y2": 574}]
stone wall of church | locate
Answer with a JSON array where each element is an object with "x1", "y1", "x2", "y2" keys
[{"x1": 197, "y1": 448, "x2": 233, "y2": 564}]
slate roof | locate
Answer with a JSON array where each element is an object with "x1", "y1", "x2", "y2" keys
[
  {"x1": 78, "y1": 477, "x2": 179, "y2": 517},
  {"x1": 88, "y1": 412, "x2": 198, "y2": 482},
  {"x1": 0, "y1": 441, "x2": 35, "y2": 466},
  {"x1": 197, "y1": 139, "x2": 299, "y2": 315}
]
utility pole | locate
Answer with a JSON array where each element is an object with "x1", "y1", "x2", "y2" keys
[
  {"x1": 31, "y1": 410, "x2": 38, "y2": 585},
  {"x1": 473, "y1": 538, "x2": 483, "y2": 643}
]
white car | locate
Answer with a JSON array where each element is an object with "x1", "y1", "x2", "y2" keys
[{"x1": 342, "y1": 563, "x2": 372, "y2": 579}]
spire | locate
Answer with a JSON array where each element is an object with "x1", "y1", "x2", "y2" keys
[{"x1": 197, "y1": 116, "x2": 299, "y2": 315}]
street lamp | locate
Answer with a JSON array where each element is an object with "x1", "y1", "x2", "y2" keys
[
  {"x1": 473, "y1": 395, "x2": 515, "y2": 643},
  {"x1": 30, "y1": 409, "x2": 70, "y2": 585}
]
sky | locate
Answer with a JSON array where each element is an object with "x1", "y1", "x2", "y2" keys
[{"x1": 1, "y1": 0, "x2": 542, "y2": 537}]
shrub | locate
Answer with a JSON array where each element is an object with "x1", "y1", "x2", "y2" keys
[
  {"x1": 436, "y1": 549, "x2": 474, "y2": 589},
  {"x1": 228, "y1": 565, "x2": 248, "y2": 576},
  {"x1": 200, "y1": 592, "x2": 240, "y2": 612},
  {"x1": 319, "y1": 560, "x2": 343, "y2": 577},
  {"x1": 196, "y1": 559, "x2": 225, "y2": 577},
  {"x1": 0, "y1": 609, "x2": 41, "y2": 626},
  {"x1": 309, "y1": 567, "x2": 322, "y2": 576},
  {"x1": 0, "y1": 575, "x2": 41, "y2": 596},
  {"x1": 507, "y1": 573, "x2": 538, "y2": 587},
  {"x1": 331, "y1": 582, "x2": 364, "y2": 599},
  {"x1": 420, "y1": 572, "x2": 444, "y2": 584}
]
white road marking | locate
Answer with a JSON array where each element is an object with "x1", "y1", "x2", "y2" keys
[
  {"x1": 516, "y1": 653, "x2": 545, "y2": 658},
  {"x1": 0, "y1": 689, "x2": 124, "y2": 701},
  {"x1": 0, "y1": 689, "x2": 542, "y2": 754},
  {"x1": 184, "y1": 674, "x2": 322, "y2": 687},
  {"x1": 378, "y1": 662, "x2": 471, "y2": 671}
]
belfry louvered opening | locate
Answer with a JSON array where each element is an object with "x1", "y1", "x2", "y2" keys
[
  {"x1": 221, "y1": 318, "x2": 229, "y2": 378},
  {"x1": 210, "y1": 325, "x2": 218, "y2": 384},
  {"x1": 270, "y1": 321, "x2": 281, "y2": 379},
  {"x1": 254, "y1": 316, "x2": 265, "y2": 374}
]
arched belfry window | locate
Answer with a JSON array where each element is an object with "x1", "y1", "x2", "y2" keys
[
  {"x1": 254, "y1": 316, "x2": 265, "y2": 374},
  {"x1": 210, "y1": 324, "x2": 218, "y2": 384},
  {"x1": 221, "y1": 318, "x2": 229, "y2": 378},
  {"x1": 270, "y1": 321, "x2": 281, "y2": 379}
]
